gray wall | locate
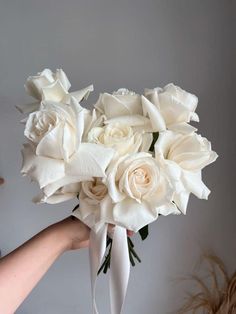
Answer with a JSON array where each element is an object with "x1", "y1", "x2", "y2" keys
[{"x1": 0, "y1": 1, "x2": 235, "y2": 313}]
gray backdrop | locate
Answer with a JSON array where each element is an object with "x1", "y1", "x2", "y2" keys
[{"x1": 0, "y1": 0, "x2": 235, "y2": 313}]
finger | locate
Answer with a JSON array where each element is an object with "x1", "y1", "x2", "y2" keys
[{"x1": 127, "y1": 230, "x2": 134, "y2": 237}]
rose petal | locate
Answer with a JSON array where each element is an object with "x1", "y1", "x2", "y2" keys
[
  {"x1": 168, "y1": 122, "x2": 197, "y2": 134},
  {"x1": 36, "y1": 122, "x2": 64, "y2": 159},
  {"x1": 141, "y1": 96, "x2": 166, "y2": 132},
  {"x1": 113, "y1": 198, "x2": 157, "y2": 232},
  {"x1": 173, "y1": 190, "x2": 190, "y2": 214},
  {"x1": 182, "y1": 170, "x2": 211, "y2": 200},
  {"x1": 173, "y1": 151, "x2": 218, "y2": 171},
  {"x1": 55, "y1": 69, "x2": 71, "y2": 91},
  {"x1": 21, "y1": 143, "x2": 65, "y2": 188},
  {"x1": 70, "y1": 84, "x2": 94, "y2": 102},
  {"x1": 154, "y1": 130, "x2": 179, "y2": 157},
  {"x1": 43, "y1": 176, "x2": 89, "y2": 197},
  {"x1": 42, "y1": 80, "x2": 68, "y2": 102},
  {"x1": 163, "y1": 83, "x2": 198, "y2": 112},
  {"x1": 25, "y1": 69, "x2": 54, "y2": 100},
  {"x1": 66, "y1": 143, "x2": 115, "y2": 178},
  {"x1": 104, "y1": 115, "x2": 150, "y2": 128},
  {"x1": 140, "y1": 132, "x2": 153, "y2": 152},
  {"x1": 96, "y1": 93, "x2": 142, "y2": 118}
]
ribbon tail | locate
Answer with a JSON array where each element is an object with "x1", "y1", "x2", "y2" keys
[
  {"x1": 109, "y1": 226, "x2": 130, "y2": 314},
  {"x1": 89, "y1": 224, "x2": 108, "y2": 314}
]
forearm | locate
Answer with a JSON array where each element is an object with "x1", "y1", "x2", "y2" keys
[{"x1": 0, "y1": 223, "x2": 68, "y2": 314}]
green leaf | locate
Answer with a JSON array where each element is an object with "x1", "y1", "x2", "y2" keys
[
  {"x1": 139, "y1": 225, "x2": 149, "y2": 241},
  {"x1": 72, "y1": 203, "x2": 79, "y2": 212},
  {"x1": 149, "y1": 132, "x2": 159, "y2": 152}
]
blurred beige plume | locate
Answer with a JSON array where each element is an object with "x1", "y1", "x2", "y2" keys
[{"x1": 177, "y1": 253, "x2": 236, "y2": 314}]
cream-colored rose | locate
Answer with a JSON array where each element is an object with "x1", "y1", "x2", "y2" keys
[
  {"x1": 34, "y1": 182, "x2": 81, "y2": 204},
  {"x1": 72, "y1": 178, "x2": 112, "y2": 230},
  {"x1": 94, "y1": 88, "x2": 167, "y2": 134},
  {"x1": 144, "y1": 83, "x2": 199, "y2": 133},
  {"x1": 82, "y1": 178, "x2": 108, "y2": 205},
  {"x1": 108, "y1": 152, "x2": 172, "y2": 203},
  {"x1": 25, "y1": 68, "x2": 71, "y2": 101},
  {"x1": 104, "y1": 152, "x2": 178, "y2": 231},
  {"x1": 87, "y1": 123, "x2": 147, "y2": 156},
  {"x1": 155, "y1": 130, "x2": 218, "y2": 213},
  {"x1": 22, "y1": 98, "x2": 115, "y2": 192},
  {"x1": 18, "y1": 68, "x2": 93, "y2": 114},
  {"x1": 24, "y1": 101, "x2": 78, "y2": 161},
  {"x1": 95, "y1": 88, "x2": 143, "y2": 119},
  {"x1": 73, "y1": 152, "x2": 178, "y2": 232},
  {"x1": 22, "y1": 138, "x2": 114, "y2": 196},
  {"x1": 155, "y1": 131, "x2": 217, "y2": 171}
]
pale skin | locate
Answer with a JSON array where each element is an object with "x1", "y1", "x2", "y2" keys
[
  {"x1": 0, "y1": 217, "x2": 90, "y2": 314},
  {"x1": 0, "y1": 216, "x2": 133, "y2": 314}
]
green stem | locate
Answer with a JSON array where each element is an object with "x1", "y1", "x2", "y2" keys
[{"x1": 98, "y1": 236, "x2": 142, "y2": 275}]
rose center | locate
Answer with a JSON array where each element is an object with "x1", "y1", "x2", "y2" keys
[
  {"x1": 133, "y1": 168, "x2": 150, "y2": 185},
  {"x1": 34, "y1": 111, "x2": 58, "y2": 137},
  {"x1": 84, "y1": 179, "x2": 108, "y2": 201}
]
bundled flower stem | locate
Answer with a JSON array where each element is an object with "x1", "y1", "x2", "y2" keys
[{"x1": 98, "y1": 236, "x2": 142, "y2": 275}]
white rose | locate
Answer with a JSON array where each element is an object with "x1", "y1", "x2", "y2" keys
[
  {"x1": 95, "y1": 88, "x2": 143, "y2": 119},
  {"x1": 87, "y1": 123, "x2": 151, "y2": 157},
  {"x1": 22, "y1": 100, "x2": 115, "y2": 191},
  {"x1": 21, "y1": 142, "x2": 65, "y2": 188},
  {"x1": 82, "y1": 178, "x2": 108, "y2": 205},
  {"x1": 73, "y1": 178, "x2": 113, "y2": 231},
  {"x1": 72, "y1": 152, "x2": 179, "y2": 232},
  {"x1": 144, "y1": 83, "x2": 199, "y2": 133},
  {"x1": 25, "y1": 68, "x2": 71, "y2": 101},
  {"x1": 22, "y1": 139, "x2": 115, "y2": 200},
  {"x1": 94, "y1": 88, "x2": 167, "y2": 134},
  {"x1": 24, "y1": 101, "x2": 79, "y2": 161},
  {"x1": 155, "y1": 130, "x2": 218, "y2": 213},
  {"x1": 34, "y1": 181, "x2": 81, "y2": 204},
  {"x1": 105, "y1": 152, "x2": 178, "y2": 232},
  {"x1": 17, "y1": 68, "x2": 93, "y2": 113}
]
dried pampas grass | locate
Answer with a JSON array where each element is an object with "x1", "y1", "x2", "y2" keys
[{"x1": 177, "y1": 253, "x2": 236, "y2": 314}]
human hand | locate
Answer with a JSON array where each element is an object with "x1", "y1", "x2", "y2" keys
[
  {"x1": 50, "y1": 217, "x2": 134, "y2": 254},
  {"x1": 108, "y1": 224, "x2": 134, "y2": 238},
  {"x1": 49, "y1": 216, "x2": 90, "y2": 252}
]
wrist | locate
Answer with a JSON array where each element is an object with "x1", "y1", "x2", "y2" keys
[
  {"x1": 45, "y1": 217, "x2": 90, "y2": 253},
  {"x1": 46, "y1": 223, "x2": 72, "y2": 254}
]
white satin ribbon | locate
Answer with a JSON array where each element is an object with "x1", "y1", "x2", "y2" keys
[
  {"x1": 89, "y1": 224, "x2": 130, "y2": 314},
  {"x1": 89, "y1": 224, "x2": 108, "y2": 314},
  {"x1": 110, "y1": 226, "x2": 130, "y2": 314}
]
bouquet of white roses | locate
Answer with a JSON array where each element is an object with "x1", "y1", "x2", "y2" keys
[{"x1": 18, "y1": 69, "x2": 217, "y2": 314}]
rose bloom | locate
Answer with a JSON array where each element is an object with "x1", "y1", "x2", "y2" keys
[
  {"x1": 22, "y1": 99, "x2": 115, "y2": 194},
  {"x1": 94, "y1": 88, "x2": 166, "y2": 133},
  {"x1": 72, "y1": 178, "x2": 112, "y2": 231},
  {"x1": 95, "y1": 88, "x2": 143, "y2": 119},
  {"x1": 105, "y1": 152, "x2": 178, "y2": 232},
  {"x1": 87, "y1": 122, "x2": 152, "y2": 157},
  {"x1": 25, "y1": 68, "x2": 71, "y2": 102},
  {"x1": 34, "y1": 181, "x2": 81, "y2": 204},
  {"x1": 18, "y1": 68, "x2": 94, "y2": 114},
  {"x1": 155, "y1": 130, "x2": 218, "y2": 213},
  {"x1": 144, "y1": 83, "x2": 199, "y2": 133},
  {"x1": 72, "y1": 152, "x2": 179, "y2": 232},
  {"x1": 82, "y1": 178, "x2": 108, "y2": 205},
  {"x1": 24, "y1": 101, "x2": 79, "y2": 161}
]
